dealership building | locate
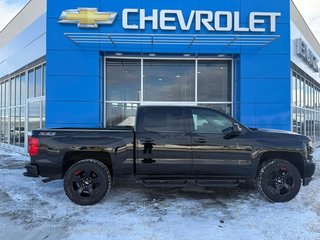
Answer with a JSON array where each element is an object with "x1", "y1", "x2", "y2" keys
[{"x1": 0, "y1": 0, "x2": 320, "y2": 154}]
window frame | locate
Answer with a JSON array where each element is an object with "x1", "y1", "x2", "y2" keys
[{"x1": 104, "y1": 56, "x2": 234, "y2": 128}]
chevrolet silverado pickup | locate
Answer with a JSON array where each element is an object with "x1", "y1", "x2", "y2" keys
[{"x1": 24, "y1": 106, "x2": 316, "y2": 205}]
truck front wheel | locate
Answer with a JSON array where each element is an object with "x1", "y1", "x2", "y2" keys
[
  {"x1": 64, "y1": 159, "x2": 111, "y2": 205},
  {"x1": 257, "y1": 159, "x2": 301, "y2": 202}
]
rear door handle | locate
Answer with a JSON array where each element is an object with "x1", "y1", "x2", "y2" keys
[
  {"x1": 139, "y1": 138, "x2": 154, "y2": 144},
  {"x1": 194, "y1": 139, "x2": 207, "y2": 144}
]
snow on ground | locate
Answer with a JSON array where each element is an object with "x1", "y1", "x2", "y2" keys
[{"x1": 0, "y1": 149, "x2": 319, "y2": 240}]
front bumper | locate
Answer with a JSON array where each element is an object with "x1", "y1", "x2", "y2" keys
[
  {"x1": 23, "y1": 164, "x2": 39, "y2": 178},
  {"x1": 303, "y1": 159, "x2": 316, "y2": 186}
]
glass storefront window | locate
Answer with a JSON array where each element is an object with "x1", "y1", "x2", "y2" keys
[
  {"x1": 106, "y1": 59, "x2": 141, "y2": 101},
  {"x1": 197, "y1": 61, "x2": 231, "y2": 102},
  {"x1": 292, "y1": 107, "x2": 297, "y2": 133},
  {"x1": 291, "y1": 70, "x2": 320, "y2": 143},
  {"x1": 144, "y1": 60, "x2": 195, "y2": 102},
  {"x1": 292, "y1": 73, "x2": 297, "y2": 106},
  {"x1": 28, "y1": 70, "x2": 35, "y2": 99},
  {"x1": 0, "y1": 110, "x2": 4, "y2": 142},
  {"x1": 197, "y1": 104, "x2": 232, "y2": 115},
  {"x1": 296, "y1": 77, "x2": 301, "y2": 107},
  {"x1": 43, "y1": 65, "x2": 46, "y2": 96},
  {"x1": 21, "y1": 74, "x2": 26, "y2": 104},
  {"x1": 106, "y1": 102, "x2": 139, "y2": 127},
  {"x1": 105, "y1": 57, "x2": 233, "y2": 128},
  {"x1": 15, "y1": 76, "x2": 20, "y2": 106},
  {"x1": 35, "y1": 66, "x2": 42, "y2": 97},
  {"x1": 41, "y1": 101, "x2": 46, "y2": 128},
  {"x1": 4, "y1": 109, "x2": 9, "y2": 144},
  {"x1": 10, "y1": 109, "x2": 15, "y2": 145},
  {"x1": 0, "y1": 85, "x2": 1, "y2": 107},
  {"x1": 0, "y1": 63, "x2": 46, "y2": 150},
  {"x1": 20, "y1": 107, "x2": 25, "y2": 147},
  {"x1": 300, "y1": 78, "x2": 304, "y2": 107},
  {"x1": 5, "y1": 81, "x2": 9, "y2": 107},
  {"x1": 11, "y1": 78, "x2": 15, "y2": 106},
  {"x1": 28, "y1": 101, "x2": 41, "y2": 135}
]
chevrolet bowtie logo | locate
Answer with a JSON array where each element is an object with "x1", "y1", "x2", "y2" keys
[{"x1": 58, "y1": 8, "x2": 117, "y2": 28}]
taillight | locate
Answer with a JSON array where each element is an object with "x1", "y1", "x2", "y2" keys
[{"x1": 28, "y1": 137, "x2": 39, "y2": 157}]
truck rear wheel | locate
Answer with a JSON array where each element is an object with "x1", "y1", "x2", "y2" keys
[
  {"x1": 257, "y1": 159, "x2": 301, "y2": 202},
  {"x1": 64, "y1": 159, "x2": 111, "y2": 205}
]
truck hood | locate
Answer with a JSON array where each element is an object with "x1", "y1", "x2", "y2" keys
[
  {"x1": 249, "y1": 128, "x2": 310, "y2": 142},
  {"x1": 252, "y1": 128, "x2": 299, "y2": 135}
]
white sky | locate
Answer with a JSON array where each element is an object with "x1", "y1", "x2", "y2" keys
[
  {"x1": 0, "y1": 0, "x2": 319, "y2": 42},
  {"x1": 0, "y1": 0, "x2": 28, "y2": 32},
  {"x1": 293, "y1": 0, "x2": 320, "y2": 43}
]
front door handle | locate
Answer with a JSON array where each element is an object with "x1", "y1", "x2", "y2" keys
[{"x1": 194, "y1": 139, "x2": 207, "y2": 144}]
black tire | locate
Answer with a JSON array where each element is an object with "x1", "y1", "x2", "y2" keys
[
  {"x1": 256, "y1": 159, "x2": 301, "y2": 202},
  {"x1": 64, "y1": 159, "x2": 111, "y2": 205}
]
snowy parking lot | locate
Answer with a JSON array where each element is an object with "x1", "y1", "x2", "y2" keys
[{"x1": 0, "y1": 149, "x2": 319, "y2": 240}]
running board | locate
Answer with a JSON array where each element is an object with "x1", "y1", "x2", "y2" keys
[
  {"x1": 195, "y1": 180, "x2": 241, "y2": 187},
  {"x1": 140, "y1": 179, "x2": 187, "y2": 187},
  {"x1": 138, "y1": 179, "x2": 244, "y2": 188}
]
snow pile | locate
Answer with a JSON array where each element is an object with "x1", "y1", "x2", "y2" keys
[{"x1": 0, "y1": 148, "x2": 319, "y2": 240}]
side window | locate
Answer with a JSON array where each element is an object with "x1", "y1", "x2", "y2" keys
[
  {"x1": 142, "y1": 108, "x2": 185, "y2": 132},
  {"x1": 192, "y1": 109, "x2": 233, "y2": 133}
]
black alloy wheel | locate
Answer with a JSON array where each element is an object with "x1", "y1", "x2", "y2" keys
[
  {"x1": 257, "y1": 159, "x2": 301, "y2": 202},
  {"x1": 64, "y1": 159, "x2": 111, "y2": 205}
]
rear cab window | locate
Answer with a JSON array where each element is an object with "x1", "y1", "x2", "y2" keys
[{"x1": 139, "y1": 107, "x2": 186, "y2": 132}]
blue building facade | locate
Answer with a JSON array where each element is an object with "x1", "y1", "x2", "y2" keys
[
  {"x1": 2, "y1": 0, "x2": 320, "y2": 153},
  {"x1": 46, "y1": 0, "x2": 291, "y2": 130}
]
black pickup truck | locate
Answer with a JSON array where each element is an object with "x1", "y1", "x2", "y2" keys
[{"x1": 24, "y1": 106, "x2": 316, "y2": 205}]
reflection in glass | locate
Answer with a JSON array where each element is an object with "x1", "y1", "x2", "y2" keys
[
  {"x1": 142, "y1": 107, "x2": 185, "y2": 132},
  {"x1": 192, "y1": 108, "x2": 233, "y2": 133},
  {"x1": 43, "y1": 64, "x2": 46, "y2": 96},
  {"x1": 14, "y1": 108, "x2": 20, "y2": 146},
  {"x1": 35, "y1": 66, "x2": 42, "y2": 97},
  {"x1": 292, "y1": 107, "x2": 297, "y2": 133},
  {"x1": 0, "y1": 110, "x2": 3, "y2": 142},
  {"x1": 20, "y1": 107, "x2": 25, "y2": 147},
  {"x1": 15, "y1": 75, "x2": 20, "y2": 106},
  {"x1": 42, "y1": 101, "x2": 46, "y2": 128},
  {"x1": 197, "y1": 104, "x2": 232, "y2": 115},
  {"x1": 11, "y1": 78, "x2": 15, "y2": 106},
  {"x1": 106, "y1": 103, "x2": 139, "y2": 127},
  {"x1": 5, "y1": 81, "x2": 9, "y2": 107},
  {"x1": 28, "y1": 70, "x2": 35, "y2": 99},
  {"x1": 198, "y1": 61, "x2": 231, "y2": 102},
  {"x1": 4, "y1": 109, "x2": 9, "y2": 144},
  {"x1": 21, "y1": 74, "x2": 26, "y2": 104},
  {"x1": 0, "y1": 84, "x2": 3, "y2": 108},
  {"x1": 292, "y1": 73, "x2": 296, "y2": 106},
  {"x1": 10, "y1": 108, "x2": 15, "y2": 145},
  {"x1": 106, "y1": 59, "x2": 141, "y2": 101},
  {"x1": 28, "y1": 101, "x2": 41, "y2": 134},
  {"x1": 0, "y1": 64, "x2": 46, "y2": 147},
  {"x1": 144, "y1": 60, "x2": 195, "y2": 101}
]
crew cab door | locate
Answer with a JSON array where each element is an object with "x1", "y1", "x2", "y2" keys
[
  {"x1": 136, "y1": 107, "x2": 192, "y2": 176},
  {"x1": 189, "y1": 107, "x2": 253, "y2": 177}
]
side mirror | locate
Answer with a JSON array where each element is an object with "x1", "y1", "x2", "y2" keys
[
  {"x1": 233, "y1": 123, "x2": 242, "y2": 135},
  {"x1": 224, "y1": 123, "x2": 242, "y2": 139}
]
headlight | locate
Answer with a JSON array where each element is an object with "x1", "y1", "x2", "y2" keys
[{"x1": 307, "y1": 141, "x2": 313, "y2": 157}]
